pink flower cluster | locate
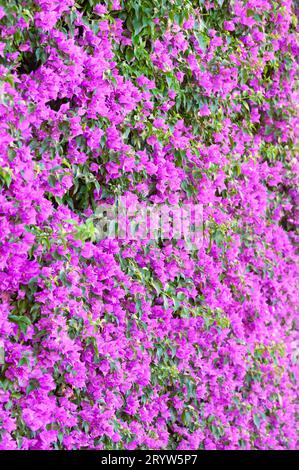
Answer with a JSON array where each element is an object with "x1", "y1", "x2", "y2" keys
[{"x1": 0, "y1": 0, "x2": 298, "y2": 450}]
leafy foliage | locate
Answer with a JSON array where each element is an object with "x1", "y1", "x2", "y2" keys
[{"x1": 0, "y1": 0, "x2": 298, "y2": 450}]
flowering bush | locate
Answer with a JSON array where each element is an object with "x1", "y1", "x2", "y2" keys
[{"x1": 0, "y1": 0, "x2": 298, "y2": 450}]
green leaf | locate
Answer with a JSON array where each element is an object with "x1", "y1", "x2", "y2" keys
[
  {"x1": 253, "y1": 414, "x2": 260, "y2": 429},
  {"x1": 9, "y1": 314, "x2": 32, "y2": 334},
  {"x1": 181, "y1": 410, "x2": 192, "y2": 426},
  {"x1": 0, "y1": 167, "x2": 13, "y2": 187}
]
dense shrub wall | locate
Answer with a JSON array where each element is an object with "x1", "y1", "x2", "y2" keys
[{"x1": 0, "y1": 0, "x2": 298, "y2": 449}]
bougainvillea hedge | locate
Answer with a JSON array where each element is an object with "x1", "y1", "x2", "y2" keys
[{"x1": 0, "y1": 0, "x2": 298, "y2": 450}]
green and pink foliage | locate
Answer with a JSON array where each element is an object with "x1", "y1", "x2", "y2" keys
[{"x1": 0, "y1": 0, "x2": 298, "y2": 449}]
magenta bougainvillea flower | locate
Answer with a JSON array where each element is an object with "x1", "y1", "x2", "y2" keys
[{"x1": 0, "y1": 0, "x2": 298, "y2": 450}]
